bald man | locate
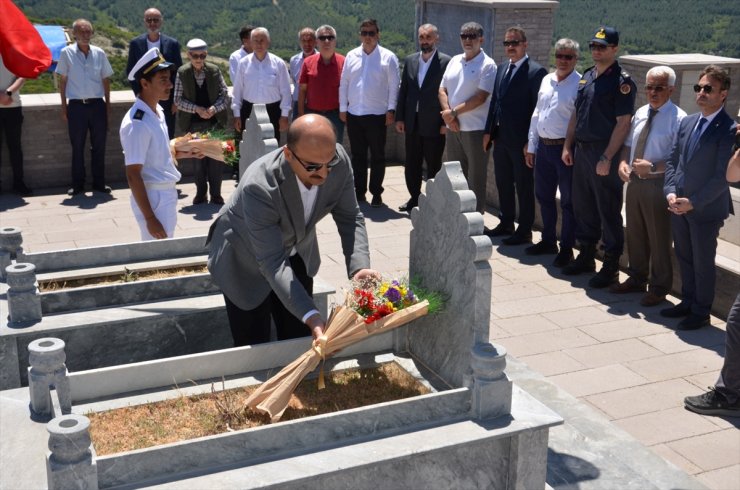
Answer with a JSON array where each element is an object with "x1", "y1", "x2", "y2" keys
[{"x1": 208, "y1": 114, "x2": 378, "y2": 346}]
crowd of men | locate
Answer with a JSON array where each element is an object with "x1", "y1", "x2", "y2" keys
[{"x1": 1, "y1": 9, "x2": 738, "y2": 417}]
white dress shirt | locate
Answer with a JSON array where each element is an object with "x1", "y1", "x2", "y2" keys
[
  {"x1": 339, "y1": 44, "x2": 400, "y2": 115},
  {"x1": 625, "y1": 100, "x2": 686, "y2": 166},
  {"x1": 417, "y1": 50, "x2": 436, "y2": 87},
  {"x1": 229, "y1": 47, "x2": 249, "y2": 82},
  {"x1": 439, "y1": 50, "x2": 496, "y2": 131},
  {"x1": 527, "y1": 69, "x2": 581, "y2": 153},
  {"x1": 55, "y1": 44, "x2": 113, "y2": 100},
  {"x1": 231, "y1": 52, "x2": 292, "y2": 117}
]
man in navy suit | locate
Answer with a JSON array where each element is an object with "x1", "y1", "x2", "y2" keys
[
  {"x1": 662, "y1": 65, "x2": 736, "y2": 330},
  {"x1": 126, "y1": 8, "x2": 182, "y2": 138},
  {"x1": 395, "y1": 23, "x2": 451, "y2": 212},
  {"x1": 483, "y1": 27, "x2": 547, "y2": 244}
]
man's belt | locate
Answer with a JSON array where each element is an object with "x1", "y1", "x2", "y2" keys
[
  {"x1": 307, "y1": 108, "x2": 339, "y2": 114},
  {"x1": 69, "y1": 98, "x2": 103, "y2": 104},
  {"x1": 630, "y1": 172, "x2": 665, "y2": 181},
  {"x1": 539, "y1": 137, "x2": 565, "y2": 146}
]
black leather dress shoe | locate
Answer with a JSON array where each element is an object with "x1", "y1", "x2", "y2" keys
[
  {"x1": 660, "y1": 303, "x2": 691, "y2": 318},
  {"x1": 502, "y1": 233, "x2": 533, "y2": 245},
  {"x1": 93, "y1": 185, "x2": 112, "y2": 194},
  {"x1": 553, "y1": 248, "x2": 573, "y2": 267},
  {"x1": 676, "y1": 313, "x2": 710, "y2": 330},
  {"x1": 67, "y1": 186, "x2": 84, "y2": 196},
  {"x1": 525, "y1": 241, "x2": 558, "y2": 255},
  {"x1": 484, "y1": 223, "x2": 514, "y2": 237},
  {"x1": 12, "y1": 183, "x2": 33, "y2": 196},
  {"x1": 398, "y1": 200, "x2": 417, "y2": 212}
]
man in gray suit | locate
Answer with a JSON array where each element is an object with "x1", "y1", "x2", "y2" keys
[{"x1": 208, "y1": 114, "x2": 378, "y2": 346}]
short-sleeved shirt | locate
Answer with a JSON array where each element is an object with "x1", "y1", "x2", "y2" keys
[
  {"x1": 574, "y1": 61, "x2": 636, "y2": 142},
  {"x1": 440, "y1": 50, "x2": 496, "y2": 131},
  {"x1": 0, "y1": 54, "x2": 21, "y2": 108},
  {"x1": 55, "y1": 44, "x2": 113, "y2": 100},
  {"x1": 120, "y1": 98, "x2": 181, "y2": 185},
  {"x1": 299, "y1": 53, "x2": 345, "y2": 111}
]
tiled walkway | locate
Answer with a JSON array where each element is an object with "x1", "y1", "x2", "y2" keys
[{"x1": 1, "y1": 166, "x2": 738, "y2": 489}]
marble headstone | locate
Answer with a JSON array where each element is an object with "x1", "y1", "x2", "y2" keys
[
  {"x1": 407, "y1": 161, "x2": 493, "y2": 387},
  {"x1": 239, "y1": 104, "x2": 279, "y2": 179}
]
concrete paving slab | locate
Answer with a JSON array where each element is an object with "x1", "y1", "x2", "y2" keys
[
  {"x1": 695, "y1": 464, "x2": 740, "y2": 490},
  {"x1": 640, "y1": 328, "x2": 727, "y2": 354},
  {"x1": 625, "y1": 347, "x2": 726, "y2": 382},
  {"x1": 585, "y1": 378, "x2": 705, "y2": 419},
  {"x1": 650, "y1": 443, "x2": 704, "y2": 475},
  {"x1": 563, "y1": 338, "x2": 664, "y2": 369},
  {"x1": 667, "y1": 430, "x2": 740, "y2": 472},
  {"x1": 548, "y1": 364, "x2": 650, "y2": 397},
  {"x1": 493, "y1": 314, "x2": 562, "y2": 335},
  {"x1": 497, "y1": 327, "x2": 600, "y2": 358},
  {"x1": 518, "y1": 351, "x2": 587, "y2": 377},
  {"x1": 614, "y1": 407, "x2": 723, "y2": 446}
]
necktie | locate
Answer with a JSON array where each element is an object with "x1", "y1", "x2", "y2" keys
[
  {"x1": 633, "y1": 108, "x2": 657, "y2": 160},
  {"x1": 499, "y1": 63, "x2": 516, "y2": 94},
  {"x1": 687, "y1": 117, "x2": 706, "y2": 157}
]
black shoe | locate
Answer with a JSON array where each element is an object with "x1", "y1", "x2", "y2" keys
[
  {"x1": 398, "y1": 199, "x2": 417, "y2": 212},
  {"x1": 67, "y1": 186, "x2": 84, "y2": 196},
  {"x1": 676, "y1": 313, "x2": 710, "y2": 330},
  {"x1": 525, "y1": 241, "x2": 558, "y2": 255},
  {"x1": 660, "y1": 303, "x2": 691, "y2": 318},
  {"x1": 553, "y1": 247, "x2": 574, "y2": 267},
  {"x1": 502, "y1": 232, "x2": 533, "y2": 245},
  {"x1": 588, "y1": 255, "x2": 620, "y2": 288},
  {"x1": 562, "y1": 244, "x2": 596, "y2": 276},
  {"x1": 192, "y1": 195, "x2": 207, "y2": 205},
  {"x1": 210, "y1": 195, "x2": 225, "y2": 205},
  {"x1": 93, "y1": 185, "x2": 112, "y2": 194},
  {"x1": 12, "y1": 183, "x2": 33, "y2": 196},
  {"x1": 370, "y1": 195, "x2": 383, "y2": 208},
  {"x1": 684, "y1": 388, "x2": 740, "y2": 417},
  {"x1": 484, "y1": 222, "x2": 514, "y2": 237}
]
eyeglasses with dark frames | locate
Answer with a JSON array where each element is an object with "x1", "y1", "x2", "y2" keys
[
  {"x1": 645, "y1": 85, "x2": 667, "y2": 92},
  {"x1": 459, "y1": 33, "x2": 479, "y2": 40},
  {"x1": 693, "y1": 84, "x2": 714, "y2": 94},
  {"x1": 290, "y1": 148, "x2": 341, "y2": 172},
  {"x1": 555, "y1": 53, "x2": 575, "y2": 60},
  {"x1": 503, "y1": 40, "x2": 522, "y2": 47},
  {"x1": 318, "y1": 35, "x2": 335, "y2": 42},
  {"x1": 190, "y1": 53, "x2": 207, "y2": 60},
  {"x1": 145, "y1": 18, "x2": 161, "y2": 23},
  {"x1": 360, "y1": 30, "x2": 377, "y2": 37}
]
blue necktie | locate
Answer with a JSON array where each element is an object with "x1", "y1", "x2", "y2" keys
[{"x1": 687, "y1": 117, "x2": 706, "y2": 157}]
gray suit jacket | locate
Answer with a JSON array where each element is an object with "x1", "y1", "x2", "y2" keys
[{"x1": 207, "y1": 145, "x2": 371, "y2": 319}]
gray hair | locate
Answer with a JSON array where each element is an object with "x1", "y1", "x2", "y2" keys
[
  {"x1": 251, "y1": 27, "x2": 270, "y2": 41},
  {"x1": 316, "y1": 25, "x2": 336, "y2": 37},
  {"x1": 554, "y1": 38, "x2": 579, "y2": 55},
  {"x1": 646, "y1": 65, "x2": 677, "y2": 86},
  {"x1": 72, "y1": 18, "x2": 92, "y2": 32},
  {"x1": 460, "y1": 22, "x2": 483, "y2": 37},
  {"x1": 419, "y1": 23, "x2": 439, "y2": 36}
]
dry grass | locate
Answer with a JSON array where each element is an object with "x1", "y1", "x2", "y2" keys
[
  {"x1": 88, "y1": 363, "x2": 430, "y2": 455},
  {"x1": 39, "y1": 265, "x2": 208, "y2": 292}
]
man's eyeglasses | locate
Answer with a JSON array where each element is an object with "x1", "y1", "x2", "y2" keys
[
  {"x1": 589, "y1": 43, "x2": 614, "y2": 51},
  {"x1": 460, "y1": 33, "x2": 479, "y2": 40},
  {"x1": 290, "y1": 148, "x2": 340, "y2": 172},
  {"x1": 318, "y1": 35, "x2": 335, "y2": 42},
  {"x1": 360, "y1": 30, "x2": 377, "y2": 37},
  {"x1": 190, "y1": 53, "x2": 207, "y2": 60},
  {"x1": 503, "y1": 40, "x2": 522, "y2": 47},
  {"x1": 555, "y1": 53, "x2": 575, "y2": 60},
  {"x1": 145, "y1": 18, "x2": 161, "y2": 23},
  {"x1": 693, "y1": 84, "x2": 714, "y2": 94},
  {"x1": 645, "y1": 85, "x2": 667, "y2": 92}
]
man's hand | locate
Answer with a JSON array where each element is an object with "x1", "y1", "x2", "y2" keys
[
  {"x1": 195, "y1": 107, "x2": 211, "y2": 119},
  {"x1": 448, "y1": 119, "x2": 460, "y2": 132},
  {"x1": 233, "y1": 117, "x2": 242, "y2": 133},
  {"x1": 61, "y1": 106, "x2": 68, "y2": 122},
  {"x1": 171, "y1": 104, "x2": 178, "y2": 115},
  {"x1": 440, "y1": 108, "x2": 456, "y2": 126},
  {"x1": 175, "y1": 147, "x2": 206, "y2": 159},
  {"x1": 385, "y1": 111, "x2": 394, "y2": 126},
  {"x1": 482, "y1": 134, "x2": 491, "y2": 152},
  {"x1": 562, "y1": 147, "x2": 573, "y2": 166},
  {"x1": 524, "y1": 151, "x2": 535, "y2": 169},
  {"x1": 352, "y1": 268, "x2": 381, "y2": 282},
  {"x1": 339, "y1": 111, "x2": 347, "y2": 123},
  {"x1": 669, "y1": 197, "x2": 693, "y2": 215},
  {"x1": 632, "y1": 158, "x2": 652, "y2": 178},
  {"x1": 395, "y1": 121, "x2": 405, "y2": 134},
  {"x1": 596, "y1": 160, "x2": 610, "y2": 176},
  {"x1": 0, "y1": 92, "x2": 12, "y2": 106},
  {"x1": 618, "y1": 162, "x2": 631, "y2": 183},
  {"x1": 145, "y1": 216, "x2": 167, "y2": 239},
  {"x1": 279, "y1": 116, "x2": 289, "y2": 132},
  {"x1": 305, "y1": 313, "x2": 325, "y2": 341}
]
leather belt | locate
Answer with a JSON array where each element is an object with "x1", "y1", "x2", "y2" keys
[
  {"x1": 630, "y1": 172, "x2": 665, "y2": 181},
  {"x1": 307, "y1": 108, "x2": 339, "y2": 114},
  {"x1": 69, "y1": 98, "x2": 103, "y2": 104},
  {"x1": 539, "y1": 137, "x2": 565, "y2": 146}
]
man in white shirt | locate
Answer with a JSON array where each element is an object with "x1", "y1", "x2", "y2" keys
[
  {"x1": 339, "y1": 18, "x2": 400, "y2": 207},
  {"x1": 231, "y1": 27, "x2": 292, "y2": 145},
  {"x1": 524, "y1": 38, "x2": 581, "y2": 266},
  {"x1": 613, "y1": 66, "x2": 686, "y2": 306},
  {"x1": 289, "y1": 27, "x2": 317, "y2": 120},
  {"x1": 438, "y1": 22, "x2": 496, "y2": 214},
  {"x1": 228, "y1": 25, "x2": 254, "y2": 83},
  {"x1": 0, "y1": 54, "x2": 30, "y2": 195}
]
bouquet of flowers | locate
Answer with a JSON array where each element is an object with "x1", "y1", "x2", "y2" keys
[
  {"x1": 170, "y1": 130, "x2": 238, "y2": 166},
  {"x1": 245, "y1": 276, "x2": 440, "y2": 422}
]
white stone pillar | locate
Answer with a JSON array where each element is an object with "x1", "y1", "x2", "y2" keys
[
  {"x1": 46, "y1": 414, "x2": 98, "y2": 490},
  {"x1": 0, "y1": 226, "x2": 24, "y2": 281},
  {"x1": 28, "y1": 338, "x2": 72, "y2": 418},
  {"x1": 470, "y1": 342, "x2": 512, "y2": 420},
  {"x1": 6, "y1": 262, "x2": 42, "y2": 324}
]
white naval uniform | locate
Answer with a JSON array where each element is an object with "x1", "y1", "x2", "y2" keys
[{"x1": 120, "y1": 98, "x2": 182, "y2": 240}]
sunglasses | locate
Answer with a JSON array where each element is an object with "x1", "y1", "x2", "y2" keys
[
  {"x1": 693, "y1": 84, "x2": 714, "y2": 94},
  {"x1": 360, "y1": 30, "x2": 377, "y2": 37},
  {"x1": 290, "y1": 148, "x2": 340, "y2": 172},
  {"x1": 318, "y1": 35, "x2": 335, "y2": 42},
  {"x1": 589, "y1": 43, "x2": 614, "y2": 51},
  {"x1": 460, "y1": 33, "x2": 479, "y2": 40},
  {"x1": 502, "y1": 40, "x2": 522, "y2": 47},
  {"x1": 190, "y1": 53, "x2": 207, "y2": 60},
  {"x1": 145, "y1": 18, "x2": 161, "y2": 23},
  {"x1": 555, "y1": 53, "x2": 575, "y2": 60},
  {"x1": 645, "y1": 85, "x2": 667, "y2": 92}
]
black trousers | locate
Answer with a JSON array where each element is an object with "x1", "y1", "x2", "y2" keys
[
  {"x1": 240, "y1": 100, "x2": 282, "y2": 145},
  {"x1": 347, "y1": 113, "x2": 387, "y2": 197},
  {"x1": 67, "y1": 99, "x2": 107, "y2": 188},
  {"x1": 161, "y1": 98, "x2": 176, "y2": 139},
  {"x1": 223, "y1": 255, "x2": 314, "y2": 346},
  {"x1": 718, "y1": 293, "x2": 740, "y2": 403},
  {"x1": 404, "y1": 122, "x2": 445, "y2": 202},
  {"x1": 493, "y1": 142, "x2": 535, "y2": 233},
  {"x1": 0, "y1": 106, "x2": 24, "y2": 187},
  {"x1": 188, "y1": 120, "x2": 223, "y2": 199}
]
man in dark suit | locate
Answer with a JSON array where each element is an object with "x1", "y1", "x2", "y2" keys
[
  {"x1": 207, "y1": 114, "x2": 379, "y2": 346},
  {"x1": 662, "y1": 65, "x2": 736, "y2": 330},
  {"x1": 395, "y1": 23, "x2": 451, "y2": 212},
  {"x1": 126, "y1": 8, "x2": 182, "y2": 138},
  {"x1": 483, "y1": 27, "x2": 547, "y2": 245}
]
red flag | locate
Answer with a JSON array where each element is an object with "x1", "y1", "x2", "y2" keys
[{"x1": 0, "y1": 0, "x2": 52, "y2": 78}]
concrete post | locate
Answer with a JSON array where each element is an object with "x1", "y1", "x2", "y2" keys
[
  {"x1": 46, "y1": 415, "x2": 98, "y2": 490},
  {"x1": 470, "y1": 342, "x2": 512, "y2": 420},
  {"x1": 0, "y1": 226, "x2": 24, "y2": 281},
  {"x1": 6, "y1": 262, "x2": 42, "y2": 324},
  {"x1": 28, "y1": 338, "x2": 72, "y2": 419}
]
